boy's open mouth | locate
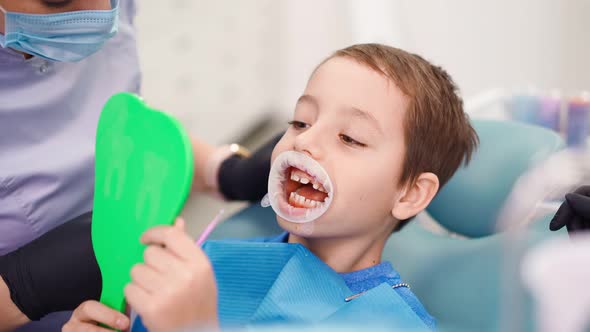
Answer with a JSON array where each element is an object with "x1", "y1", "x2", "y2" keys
[
  {"x1": 266, "y1": 150, "x2": 333, "y2": 223},
  {"x1": 284, "y1": 167, "x2": 329, "y2": 209}
]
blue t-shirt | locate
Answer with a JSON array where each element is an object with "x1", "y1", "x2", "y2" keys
[{"x1": 254, "y1": 232, "x2": 436, "y2": 329}]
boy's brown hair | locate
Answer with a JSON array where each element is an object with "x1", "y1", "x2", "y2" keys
[{"x1": 324, "y1": 44, "x2": 479, "y2": 229}]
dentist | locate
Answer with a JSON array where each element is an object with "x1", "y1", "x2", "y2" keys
[{"x1": 0, "y1": 1, "x2": 275, "y2": 330}]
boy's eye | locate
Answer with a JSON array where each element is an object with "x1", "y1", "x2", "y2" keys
[
  {"x1": 288, "y1": 120, "x2": 310, "y2": 130},
  {"x1": 339, "y1": 134, "x2": 366, "y2": 147}
]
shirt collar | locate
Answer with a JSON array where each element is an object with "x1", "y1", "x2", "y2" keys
[{"x1": 340, "y1": 261, "x2": 401, "y2": 282}]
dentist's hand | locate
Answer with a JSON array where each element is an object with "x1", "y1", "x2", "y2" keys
[
  {"x1": 550, "y1": 186, "x2": 590, "y2": 234},
  {"x1": 125, "y1": 218, "x2": 218, "y2": 332}
]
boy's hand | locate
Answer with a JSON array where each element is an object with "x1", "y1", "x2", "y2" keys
[
  {"x1": 62, "y1": 300, "x2": 130, "y2": 332},
  {"x1": 125, "y1": 218, "x2": 218, "y2": 332}
]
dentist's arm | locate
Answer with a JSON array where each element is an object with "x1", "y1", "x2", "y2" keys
[
  {"x1": 0, "y1": 278, "x2": 29, "y2": 332},
  {"x1": 190, "y1": 136, "x2": 216, "y2": 192},
  {"x1": 191, "y1": 132, "x2": 282, "y2": 201}
]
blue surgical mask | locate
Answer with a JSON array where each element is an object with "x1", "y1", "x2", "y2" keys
[{"x1": 0, "y1": 0, "x2": 119, "y2": 62}]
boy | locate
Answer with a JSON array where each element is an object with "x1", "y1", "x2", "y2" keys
[{"x1": 54, "y1": 43, "x2": 479, "y2": 331}]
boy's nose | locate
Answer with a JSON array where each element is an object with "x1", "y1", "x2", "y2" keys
[{"x1": 294, "y1": 128, "x2": 324, "y2": 160}]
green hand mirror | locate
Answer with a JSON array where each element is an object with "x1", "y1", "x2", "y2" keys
[{"x1": 91, "y1": 93, "x2": 194, "y2": 314}]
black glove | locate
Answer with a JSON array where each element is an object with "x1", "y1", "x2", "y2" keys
[
  {"x1": 549, "y1": 185, "x2": 590, "y2": 234},
  {"x1": 0, "y1": 211, "x2": 101, "y2": 320},
  {"x1": 218, "y1": 132, "x2": 283, "y2": 202}
]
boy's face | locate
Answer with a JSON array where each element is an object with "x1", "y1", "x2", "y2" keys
[{"x1": 271, "y1": 56, "x2": 409, "y2": 239}]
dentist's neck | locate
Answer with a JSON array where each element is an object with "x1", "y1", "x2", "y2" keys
[
  {"x1": 16, "y1": 50, "x2": 33, "y2": 59},
  {"x1": 1, "y1": 45, "x2": 33, "y2": 59},
  {"x1": 288, "y1": 229, "x2": 391, "y2": 273}
]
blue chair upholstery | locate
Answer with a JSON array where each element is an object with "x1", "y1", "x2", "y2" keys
[
  {"x1": 385, "y1": 215, "x2": 565, "y2": 332},
  {"x1": 426, "y1": 120, "x2": 565, "y2": 238},
  {"x1": 209, "y1": 120, "x2": 568, "y2": 331},
  {"x1": 384, "y1": 120, "x2": 567, "y2": 331}
]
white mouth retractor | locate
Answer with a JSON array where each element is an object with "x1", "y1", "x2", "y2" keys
[{"x1": 261, "y1": 151, "x2": 333, "y2": 223}]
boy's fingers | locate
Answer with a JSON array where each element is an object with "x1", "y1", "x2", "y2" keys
[
  {"x1": 124, "y1": 283, "x2": 151, "y2": 317},
  {"x1": 175, "y1": 217, "x2": 186, "y2": 231},
  {"x1": 143, "y1": 245, "x2": 184, "y2": 274},
  {"x1": 71, "y1": 300, "x2": 129, "y2": 330},
  {"x1": 141, "y1": 222, "x2": 197, "y2": 261},
  {"x1": 130, "y1": 263, "x2": 166, "y2": 293}
]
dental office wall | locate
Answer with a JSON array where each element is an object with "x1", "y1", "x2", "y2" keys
[{"x1": 135, "y1": 0, "x2": 590, "y2": 232}]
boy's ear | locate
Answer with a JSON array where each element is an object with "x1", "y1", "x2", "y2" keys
[{"x1": 391, "y1": 172, "x2": 439, "y2": 220}]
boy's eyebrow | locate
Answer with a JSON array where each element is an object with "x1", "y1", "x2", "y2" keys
[
  {"x1": 297, "y1": 94, "x2": 383, "y2": 134},
  {"x1": 349, "y1": 107, "x2": 383, "y2": 134}
]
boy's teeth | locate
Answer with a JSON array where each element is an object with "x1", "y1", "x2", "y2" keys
[
  {"x1": 291, "y1": 170, "x2": 311, "y2": 185},
  {"x1": 289, "y1": 191, "x2": 324, "y2": 209},
  {"x1": 290, "y1": 168, "x2": 329, "y2": 193},
  {"x1": 314, "y1": 182, "x2": 327, "y2": 193}
]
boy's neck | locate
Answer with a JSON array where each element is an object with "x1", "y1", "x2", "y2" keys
[{"x1": 287, "y1": 232, "x2": 390, "y2": 273}]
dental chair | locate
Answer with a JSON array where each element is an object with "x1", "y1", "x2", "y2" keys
[{"x1": 209, "y1": 119, "x2": 567, "y2": 332}]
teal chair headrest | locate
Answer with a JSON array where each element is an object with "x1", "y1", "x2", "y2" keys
[{"x1": 426, "y1": 120, "x2": 564, "y2": 238}]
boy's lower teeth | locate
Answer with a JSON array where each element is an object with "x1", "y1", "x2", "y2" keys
[{"x1": 289, "y1": 191, "x2": 322, "y2": 209}]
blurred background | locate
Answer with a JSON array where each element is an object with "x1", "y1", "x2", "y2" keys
[{"x1": 133, "y1": 0, "x2": 590, "y2": 235}]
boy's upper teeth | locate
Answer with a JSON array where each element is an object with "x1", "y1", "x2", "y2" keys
[
  {"x1": 290, "y1": 168, "x2": 328, "y2": 193},
  {"x1": 290, "y1": 170, "x2": 312, "y2": 185}
]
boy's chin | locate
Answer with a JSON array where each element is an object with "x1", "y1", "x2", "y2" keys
[{"x1": 276, "y1": 215, "x2": 321, "y2": 238}]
